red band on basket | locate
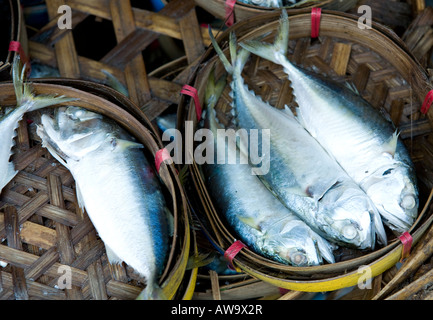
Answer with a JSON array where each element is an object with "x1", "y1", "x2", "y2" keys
[
  {"x1": 9, "y1": 41, "x2": 31, "y2": 73},
  {"x1": 225, "y1": 0, "x2": 236, "y2": 27},
  {"x1": 155, "y1": 148, "x2": 172, "y2": 173},
  {"x1": 224, "y1": 240, "x2": 246, "y2": 271},
  {"x1": 181, "y1": 85, "x2": 202, "y2": 121},
  {"x1": 311, "y1": 8, "x2": 322, "y2": 38},
  {"x1": 399, "y1": 231, "x2": 413, "y2": 262},
  {"x1": 421, "y1": 90, "x2": 433, "y2": 114}
]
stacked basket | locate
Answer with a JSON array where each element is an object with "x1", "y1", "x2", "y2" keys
[{"x1": 194, "y1": 0, "x2": 358, "y2": 26}]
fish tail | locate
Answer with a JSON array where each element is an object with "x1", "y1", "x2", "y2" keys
[
  {"x1": 136, "y1": 283, "x2": 167, "y2": 300},
  {"x1": 239, "y1": 9, "x2": 289, "y2": 65},
  {"x1": 369, "y1": 199, "x2": 388, "y2": 247},
  {"x1": 205, "y1": 67, "x2": 227, "y2": 135},
  {"x1": 208, "y1": 27, "x2": 251, "y2": 78},
  {"x1": 205, "y1": 67, "x2": 227, "y2": 112},
  {"x1": 12, "y1": 56, "x2": 77, "y2": 112},
  {"x1": 315, "y1": 236, "x2": 336, "y2": 264},
  {"x1": 101, "y1": 69, "x2": 129, "y2": 97}
]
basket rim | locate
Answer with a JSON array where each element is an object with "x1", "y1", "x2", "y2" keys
[
  {"x1": 177, "y1": 9, "x2": 433, "y2": 287},
  {"x1": 0, "y1": 79, "x2": 191, "y2": 299}
]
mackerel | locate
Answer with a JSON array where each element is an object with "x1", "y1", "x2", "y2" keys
[
  {"x1": 209, "y1": 28, "x2": 387, "y2": 249},
  {"x1": 36, "y1": 106, "x2": 169, "y2": 299},
  {"x1": 240, "y1": 10, "x2": 419, "y2": 232}
]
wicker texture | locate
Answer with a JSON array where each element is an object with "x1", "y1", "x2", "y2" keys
[{"x1": 28, "y1": 0, "x2": 208, "y2": 121}]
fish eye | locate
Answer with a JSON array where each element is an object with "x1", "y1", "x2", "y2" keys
[
  {"x1": 401, "y1": 194, "x2": 416, "y2": 210},
  {"x1": 342, "y1": 225, "x2": 357, "y2": 240},
  {"x1": 382, "y1": 168, "x2": 394, "y2": 176},
  {"x1": 289, "y1": 250, "x2": 307, "y2": 266}
]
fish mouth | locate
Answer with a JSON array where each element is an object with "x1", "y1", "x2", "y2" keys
[{"x1": 287, "y1": 249, "x2": 309, "y2": 267}]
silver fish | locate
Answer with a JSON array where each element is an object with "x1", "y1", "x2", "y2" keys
[
  {"x1": 237, "y1": 0, "x2": 315, "y2": 8},
  {"x1": 237, "y1": 0, "x2": 283, "y2": 8},
  {"x1": 202, "y1": 68, "x2": 335, "y2": 266},
  {"x1": 209, "y1": 29, "x2": 387, "y2": 249},
  {"x1": 240, "y1": 10, "x2": 419, "y2": 233},
  {"x1": 36, "y1": 106, "x2": 169, "y2": 299},
  {"x1": 0, "y1": 56, "x2": 75, "y2": 194}
]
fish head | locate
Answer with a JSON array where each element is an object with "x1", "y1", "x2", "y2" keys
[
  {"x1": 37, "y1": 106, "x2": 114, "y2": 162},
  {"x1": 364, "y1": 165, "x2": 418, "y2": 232},
  {"x1": 319, "y1": 184, "x2": 376, "y2": 249},
  {"x1": 262, "y1": 224, "x2": 324, "y2": 266}
]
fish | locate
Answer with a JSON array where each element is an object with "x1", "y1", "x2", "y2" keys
[
  {"x1": 237, "y1": 0, "x2": 283, "y2": 8},
  {"x1": 0, "y1": 56, "x2": 76, "y2": 194},
  {"x1": 36, "y1": 106, "x2": 170, "y2": 300},
  {"x1": 209, "y1": 28, "x2": 387, "y2": 249},
  {"x1": 202, "y1": 68, "x2": 335, "y2": 266},
  {"x1": 240, "y1": 9, "x2": 419, "y2": 233},
  {"x1": 237, "y1": 0, "x2": 316, "y2": 8}
]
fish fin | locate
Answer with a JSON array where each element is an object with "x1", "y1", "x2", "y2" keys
[
  {"x1": 6, "y1": 161, "x2": 18, "y2": 180},
  {"x1": 36, "y1": 117, "x2": 73, "y2": 166},
  {"x1": 178, "y1": 164, "x2": 189, "y2": 187},
  {"x1": 186, "y1": 252, "x2": 217, "y2": 270},
  {"x1": 230, "y1": 33, "x2": 251, "y2": 77},
  {"x1": 102, "y1": 69, "x2": 129, "y2": 97},
  {"x1": 314, "y1": 236, "x2": 336, "y2": 264},
  {"x1": 208, "y1": 27, "x2": 251, "y2": 81},
  {"x1": 344, "y1": 81, "x2": 360, "y2": 96},
  {"x1": 113, "y1": 139, "x2": 144, "y2": 151},
  {"x1": 370, "y1": 204, "x2": 388, "y2": 246},
  {"x1": 239, "y1": 9, "x2": 289, "y2": 65},
  {"x1": 1, "y1": 162, "x2": 18, "y2": 192},
  {"x1": 205, "y1": 67, "x2": 227, "y2": 134},
  {"x1": 208, "y1": 26, "x2": 234, "y2": 75},
  {"x1": 12, "y1": 56, "x2": 77, "y2": 112},
  {"x1": 382, "y1": 131, "x2": 399, "y2": 158},
  {"x1": 307, "y1": 179, "x2": 341, "y2": 202},
  {"x1": 164, "y1": 207, "x2": 175, "y2": 237},
  {"x1": 105, "y1": 244, "x2": 124, "y2": 265},
  {"x1": 75, "y1": 182, "x2": 86, "y2": 213},
  {"x1": 282, "y1": 105, "x2": 295, "y2": 117},
  {"x1": 238, "y1": 216, "x2": 263, "y2": 232}
]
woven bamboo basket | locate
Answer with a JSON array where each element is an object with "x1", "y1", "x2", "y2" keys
[
  {"x1": 0, "y1": 78, "x2": 191, "y2": 300},
  {"x1": 27, "y1": 0, "x2": 211, "y2": 122},
  {"x1": 177, "y1": 9, "x2": 433, "y2": 293},
  {"x1": 194, "y1": 0, "x2": 358, "y2": 26},
  {"x1": 0, "y1": 0, "x2": 26, "y2": 81}
]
